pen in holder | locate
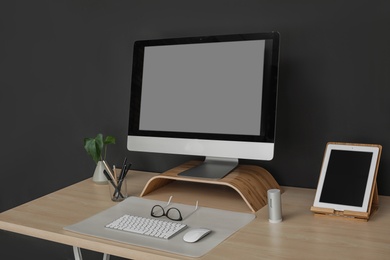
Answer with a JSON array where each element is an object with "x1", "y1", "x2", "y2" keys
[
  {"x1": 108, "y1": 176, "x2": 127, "y2": 202},
  {"x1": 103, "y1": 159, "x2": 131, "y2": 202}
]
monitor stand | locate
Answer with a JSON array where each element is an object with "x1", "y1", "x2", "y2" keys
[
  {"x1": 140, "y1": 160, "x2": 281, "y2": 212},
  {"x1": 178, "y1": 157, "x2": 238, "y2": 179}
]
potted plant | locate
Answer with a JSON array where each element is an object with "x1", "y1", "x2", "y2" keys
[{"x1": 84, "y1": 133, "x2": 116, "y2": 184}]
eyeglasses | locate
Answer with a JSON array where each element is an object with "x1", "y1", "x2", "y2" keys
[{"x1": 150, "y1": 196, "x2": 198, "y2": 221}]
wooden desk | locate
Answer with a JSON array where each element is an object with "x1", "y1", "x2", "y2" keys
[{"x1": 0, "y1": 170, "x2": 390, "y2": 259}]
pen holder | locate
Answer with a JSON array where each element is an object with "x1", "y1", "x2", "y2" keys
[{"x1": 108, "y1": 178, "x2": 128, "y2": 202}]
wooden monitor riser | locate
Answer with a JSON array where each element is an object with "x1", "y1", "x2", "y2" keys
[{"x1": 140, "y1": 161, "x2": 280, "y2": 212}]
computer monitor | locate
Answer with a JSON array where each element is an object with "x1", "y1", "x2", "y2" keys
[{"x1": 128, "y1": 32, "x2": 280, "y2": 179}]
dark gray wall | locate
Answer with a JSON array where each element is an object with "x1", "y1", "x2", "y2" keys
[{"x1": 1, "y1": 0, "x2": 390, "y2": 259}]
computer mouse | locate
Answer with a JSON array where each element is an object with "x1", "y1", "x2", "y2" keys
[{"x1": 183, "y1": 228, "x2": 211, "y2": 243}]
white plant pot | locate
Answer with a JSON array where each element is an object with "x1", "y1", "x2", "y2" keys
[{"x1": 92, "y1": 161, "x2": 108, "y2": 184}]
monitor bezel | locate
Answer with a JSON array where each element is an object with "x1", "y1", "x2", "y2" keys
[{"x1": 128, "y1": 32, "x2": 280, "y2": 147}]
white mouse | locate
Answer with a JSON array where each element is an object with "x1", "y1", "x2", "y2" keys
[{"x1": 183, "y1": 228, "x2": 211, "y2": 243}]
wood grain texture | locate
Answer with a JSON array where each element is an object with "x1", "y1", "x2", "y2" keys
[
  {"x1": 1, "y1": 169, "x2": 390, "y2": 259},
  {"x1": 140, "y1": 161, "x2": 281, "y2": 212}
]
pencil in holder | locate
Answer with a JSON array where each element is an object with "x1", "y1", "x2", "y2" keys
[{"x1": 108, "y1": 178, "x2": 128, "y2": 202}]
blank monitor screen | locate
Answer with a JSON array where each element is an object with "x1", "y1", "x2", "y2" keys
[{"x1": 139, "y1": 40, "x2": 265, "y2": 136}]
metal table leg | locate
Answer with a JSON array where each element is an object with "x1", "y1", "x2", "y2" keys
[
  {"x1": 103, "y1": 253, "x2": 111, "y2": 260},
  {"x1": 73, "y1": 246, "x2": 110, "y2": 260},
  {"x1": 73, "y1": 247, "x2": 83, "y2": 260}
]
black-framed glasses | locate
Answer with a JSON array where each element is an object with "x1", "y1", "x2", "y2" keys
[
  {"x1": 151, "y1": 205, "x2": 183, "y2": 221},
  {"x1": 150, "y1": 196, "x2": 198, "y2": 221}
]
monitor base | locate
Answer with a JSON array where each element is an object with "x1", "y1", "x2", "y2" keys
[{"x1": 178, "y1": 157, "x2": 238, "y2": 179}]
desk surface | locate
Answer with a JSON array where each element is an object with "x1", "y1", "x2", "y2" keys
[{"x1": 1, "y1": 170, "x2": 390, "y2": 259}]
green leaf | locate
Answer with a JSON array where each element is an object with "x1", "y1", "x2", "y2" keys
[
  {"x1": 104, "y1": 135, "x2": 116, "y2": 145},
  {"x1": 83, "y1": 134, "x2": 115, "y2": 163},
  {"x1": 95, "y1": 133, "x2": 104, "y2": 152},
  {"x1": 84, "y1": 138, "x2": 101, "y2": 163}
]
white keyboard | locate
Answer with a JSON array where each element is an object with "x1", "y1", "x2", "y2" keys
[{"x1": 105, "y1": 214, "x2": 187, "y2": 239}]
